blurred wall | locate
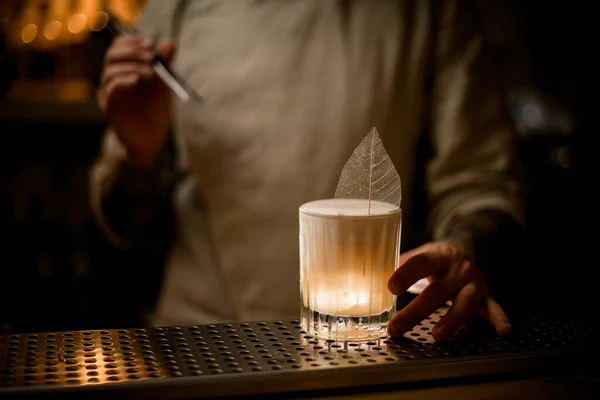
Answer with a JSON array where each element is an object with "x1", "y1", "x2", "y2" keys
[{"x1": 0, "y1": 0, "x2": 158, "y2": 334}]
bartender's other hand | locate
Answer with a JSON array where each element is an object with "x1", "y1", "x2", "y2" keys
[
  {"x1": 97, "y1": 35, "x2": 176, "y2": 167},
  {"x1": 387, "y1": 241, "x2": 512, "y2": 341}
]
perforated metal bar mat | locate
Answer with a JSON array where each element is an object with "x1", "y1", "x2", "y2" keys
[{"x1": 1, "y1": 304, "x2": 598, "y2": 399}]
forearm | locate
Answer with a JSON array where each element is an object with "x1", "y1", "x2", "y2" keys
[
  {"x1": 441, "y1": 209, "x2": 526, "y2": 284},
  {"x1": 100, "y1": 160, "x2": 174, "y2": 246},
  {"x1": 89, "y1": 130, "x2": 178, "y2": 249}
]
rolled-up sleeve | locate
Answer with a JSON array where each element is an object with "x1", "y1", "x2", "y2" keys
[{"x1": 426, "y1": 0, "x2": 525, "y2": 242}]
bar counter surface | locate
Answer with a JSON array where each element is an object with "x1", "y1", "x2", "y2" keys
[{"x1": 1, "y1": 302, "x2": 598, "y2": 399}]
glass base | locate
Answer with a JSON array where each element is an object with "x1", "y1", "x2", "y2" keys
[{"x1": 301, "y1": 305, "x2": 393, "y2": 342}]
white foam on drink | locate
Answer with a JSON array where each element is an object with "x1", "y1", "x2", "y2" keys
[{"x1": 300, "y1": 199, "x2": 400, "y2": 217}]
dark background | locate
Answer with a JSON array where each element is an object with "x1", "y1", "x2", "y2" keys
[{"x1": 0, "y1": 0, "x2": 595, "y2": 333}]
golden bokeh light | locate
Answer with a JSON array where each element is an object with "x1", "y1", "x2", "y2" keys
[
  {"x1": 67, "y1": 12, "x2": 87, "y2": 34},
  {"x1": 21, "y1": 23, "x2": 37, "y2": 43},
  {"x1": 8, "y1": 0, "x2": 149, "y2": 47},
  {"x1": 88, "y1": 11, "x2": 108, "y2": 32},
  {"x1": 43, "y1": 20, "x2": 62, "y2": 41}
]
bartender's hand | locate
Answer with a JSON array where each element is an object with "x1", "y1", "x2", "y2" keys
[
  {"x1": 387, "y1": 241, "x2": 512, "y2": 341},
  {"x1": 97, "y1": 35, "x2": 176, "y2": 167}
]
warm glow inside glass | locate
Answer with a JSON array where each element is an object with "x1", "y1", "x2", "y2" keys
[{"x1": 300, "y1": 199, "x2": 401, "y2": 341}]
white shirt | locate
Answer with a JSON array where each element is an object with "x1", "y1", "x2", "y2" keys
[{"x1": 91, "y1": 0, "x2": 523, "y2": 326}]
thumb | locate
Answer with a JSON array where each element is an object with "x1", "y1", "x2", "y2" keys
[{"x1": 156, "y1": 40, "x2": 177, "y2": 65}]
